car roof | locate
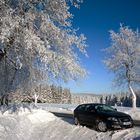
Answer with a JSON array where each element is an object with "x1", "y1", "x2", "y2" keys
[
  {"x1": 80, "y1": 103, "x2": 105, "y2": 105},
  {"x1": 77, "y1": 103, "x2": 106, "y2": 107}
]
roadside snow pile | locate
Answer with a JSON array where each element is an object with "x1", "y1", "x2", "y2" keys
[
  {"x1": 0, "y1": 104, "x2": 57, "y2": 140},
  {"x1": 41, "y1": 119, "x2": 111, "y2": 140},
  {"x1": 112, "y1": 128, "x2": 140, "y2": 140},
  {"x1": 27, "y1": 110, "x2": 55, "y2": 124}
]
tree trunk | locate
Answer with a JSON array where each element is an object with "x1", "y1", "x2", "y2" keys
[
  {"x1": 128, "y1": 83, "x2": 136, "y2": 108},
  {"x1": 34, "y1": 93, "x2": 39, "y2": 106}
]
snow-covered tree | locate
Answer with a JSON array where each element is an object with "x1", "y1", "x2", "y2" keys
[
  {"x1": 104, "y1": 25, "x2": 140, "y2": 108},
  {"x1": 0, "y1": 0, "x2": 87, "y2": 96}
]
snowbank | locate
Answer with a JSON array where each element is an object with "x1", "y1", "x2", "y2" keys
[
  {"x1": 0, "y1": 104, "x2": 56, "y2": 140},
  {"x1": 27, "y1": 110, "x2": 55, "y2": 124}
]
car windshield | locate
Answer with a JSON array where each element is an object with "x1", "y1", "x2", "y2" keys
[{"x1": 95, "y1": 104, "x2": 116, "y2": 112}]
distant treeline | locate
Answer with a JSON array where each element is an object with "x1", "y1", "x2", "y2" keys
[
  {"x1": 7, "y1": 86, "x2": 140, "y2": 107},
  {"x1": 71, "y1": 92, "x2": 140, "y2": 107},
  {"x1": 8, "y1": 84, "x2": 71, "y2": 104}
]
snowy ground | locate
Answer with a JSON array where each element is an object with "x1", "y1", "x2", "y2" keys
[{"x1": 0, "y1": 104, "x2": 140, "y2": 140}]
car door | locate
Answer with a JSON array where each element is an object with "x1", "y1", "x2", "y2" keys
[
  {"x1": 76, "y1": 104, "x2": 86, "y2": 124},
  {"x1": 84, "y1": 105, "x2": 97, "y2": 125}
]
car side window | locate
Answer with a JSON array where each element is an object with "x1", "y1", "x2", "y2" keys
[
  {"x1": 85, "y1": 105, "x2": 91, "y2": 112},
  {"x1": 85, "y1": 105, "x2": 95, "y2": 112},
  {"x1": 77, "y1": 105, "x2": 86, "y2": 111},
  {"x1": 95, "y1": 105, "x2": 104, "y2": 112}
]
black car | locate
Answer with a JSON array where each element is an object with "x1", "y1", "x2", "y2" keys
[{"x1": 73, "y1": 103, "x2": 133, "y2": 132}]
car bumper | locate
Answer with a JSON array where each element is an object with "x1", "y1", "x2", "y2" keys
[{"x1": 108, "y1": 121, "x2": 133, "y2": 129}]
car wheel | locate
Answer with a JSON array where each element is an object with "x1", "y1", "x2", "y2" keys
[
  {"x1": 96, "y1": 121, "x2": 107, "y2": 132},
  {"x1": 74, "y1": 117, "x2": 80, "y2": 125}
]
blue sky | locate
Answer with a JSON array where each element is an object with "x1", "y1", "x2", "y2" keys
[{"x1": 63, "y1": 0, "x2": 140, "y2": 94}]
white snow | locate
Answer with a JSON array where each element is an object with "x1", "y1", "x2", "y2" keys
[
  {"x1": 0, "y1": 104, "x2": 140, "y2": 140},
  {"x1": 37, "y1": 103, "x2": 77, "y2": 114},
  {"x1": 27, "y1": 110, "x2": 55, "y2": 124},
  {"x1": 115, "y1": 106, "x2": 140, "y2": 121}
]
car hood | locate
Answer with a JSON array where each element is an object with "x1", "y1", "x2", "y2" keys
[{"x1": 98, "y1": 111, "x2": 130, "y2": 118}]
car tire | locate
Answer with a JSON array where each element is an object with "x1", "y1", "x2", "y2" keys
[
  {"x1": 96, "y1": 121, "x2": 107, "y2": 132},
  {"x1": 74, "y1": 117, "x2": 80, "y2": 125}
]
